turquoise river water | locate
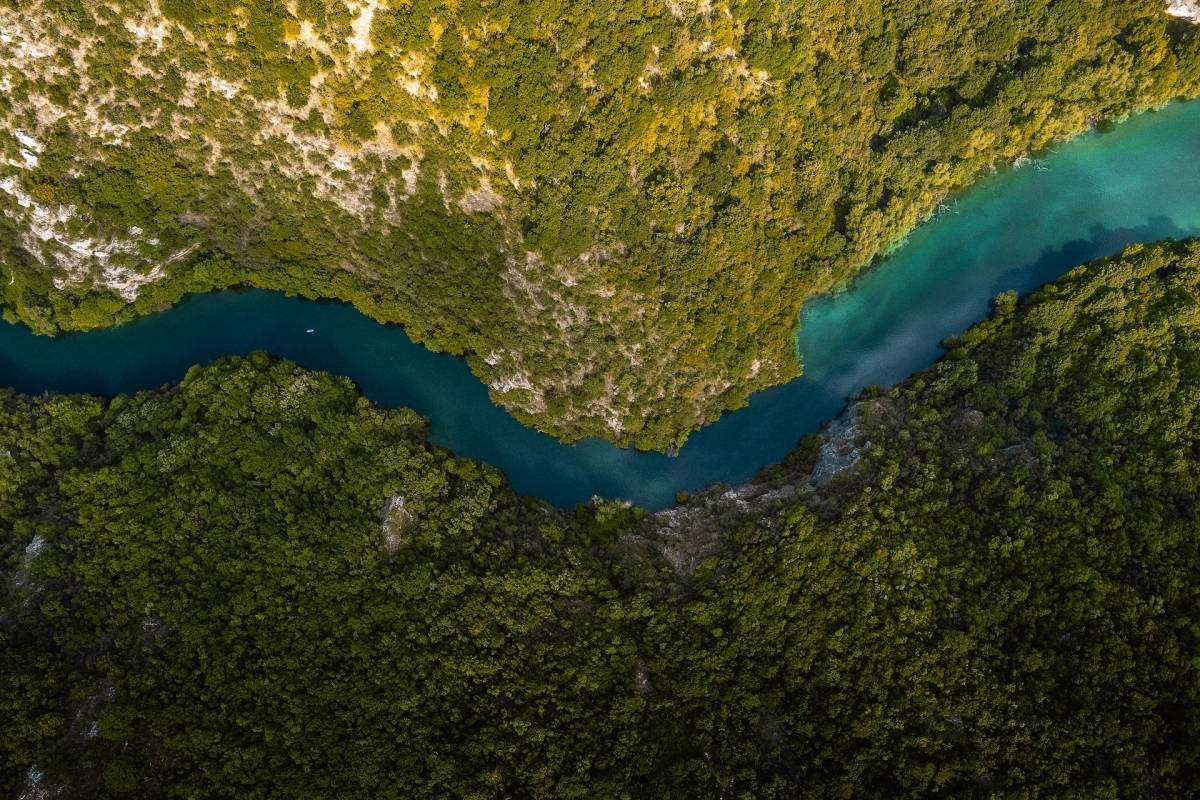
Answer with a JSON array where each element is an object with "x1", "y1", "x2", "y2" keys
[{"x1": 3, "y1": 100, "x2": 1200, "y2": 509}]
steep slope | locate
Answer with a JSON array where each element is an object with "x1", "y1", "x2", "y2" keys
[{"x1": 3, "y1": 0, "x2": 1200, "y2": 447}]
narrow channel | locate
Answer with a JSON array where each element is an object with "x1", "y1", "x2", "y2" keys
[{"x1": 3, "y1": 100, "x2": 1200, "y2": 509}]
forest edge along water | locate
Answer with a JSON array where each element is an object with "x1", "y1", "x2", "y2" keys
[{"x1": 3, "y1": 100, "x2": 1200, "y2": 510}]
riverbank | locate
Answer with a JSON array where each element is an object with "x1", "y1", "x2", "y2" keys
[{"x1": 2, "y1": 100, "x2": 1200, "y2": 508}]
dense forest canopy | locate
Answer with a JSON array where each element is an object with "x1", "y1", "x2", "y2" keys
[
  {"x1": 3, "y1": 239, "x2": 1198, "y2": 797},
  {"x1": 2, "y1": 0, "x2": 1200, "y2": 448}
]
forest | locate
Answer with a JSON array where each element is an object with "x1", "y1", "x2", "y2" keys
[
  {"x1": 3, "y1": 239, "x2": 1198, "y2": 797},
  {"x1": 3, "y1": 0, "x2": 1200, "y2": 448}
]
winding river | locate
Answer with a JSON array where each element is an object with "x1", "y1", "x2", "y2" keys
[{"x1": 3, "y1": 100, "x2": 1200, "y2": 509}]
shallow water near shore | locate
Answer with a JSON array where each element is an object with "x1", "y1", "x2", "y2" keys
[{"x1": 4, "y1": 100, "x2": 1200, "y2": 509}]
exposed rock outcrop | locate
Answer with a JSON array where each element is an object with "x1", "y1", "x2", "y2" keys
[
  {"x1": 1167, "y1": 0, "x2": 1200, "y2": 23},
  {"x1": 381, "y1": 495, "x2": 415, "y2": 553}
]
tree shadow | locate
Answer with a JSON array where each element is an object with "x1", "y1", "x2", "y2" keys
[{"x1": 994, "y1": 215, "x2": 1200, "y2": 299}]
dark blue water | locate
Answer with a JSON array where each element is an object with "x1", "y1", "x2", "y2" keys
[{"x1": 4, "y1": 100, "x2": 1200, "y2": 509}]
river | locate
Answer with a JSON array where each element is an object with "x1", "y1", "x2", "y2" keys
[{"x1": 3, "y1": 100, "x2": 1200, "y2": 509}]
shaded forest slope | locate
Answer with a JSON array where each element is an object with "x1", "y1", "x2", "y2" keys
[{"x1": 3, "y1": 239, "x2": 1198, "y2": 796}]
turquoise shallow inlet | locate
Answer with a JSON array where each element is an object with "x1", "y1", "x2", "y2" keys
[{"x1": 3, "y1": 100, "x2": 1200, "y2": 509}]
